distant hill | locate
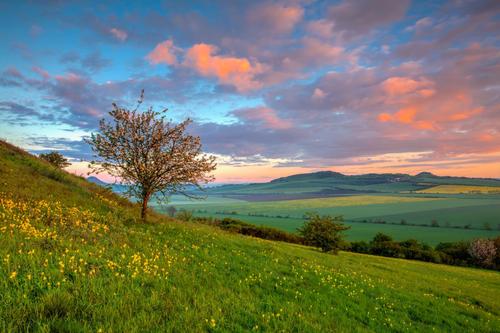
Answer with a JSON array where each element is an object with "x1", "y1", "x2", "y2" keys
[
  {"x1": 87, "y1": 176, "x2": 108, "y2": 186},
  {"x1": 207, "y1": 170, "x2": 500, "y2": 197}
]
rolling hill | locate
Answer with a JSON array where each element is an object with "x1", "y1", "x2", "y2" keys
[
  {"x1": 206, "y1": 171, "x2": 500, "y2": 198},
  {"x1": 1, "y1": 140, "x2": 499, "y2": 332}
]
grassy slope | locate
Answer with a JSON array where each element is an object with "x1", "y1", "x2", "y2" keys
[{"x1": 1, "y1": 140, "x2": 500, "y2": 332}]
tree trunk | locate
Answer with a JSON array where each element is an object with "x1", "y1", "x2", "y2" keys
[{"x1": 141, "y1": 193, "x2": 150, "y2": 221}]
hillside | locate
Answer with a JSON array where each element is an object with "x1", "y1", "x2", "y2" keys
[{"x1": 1, "y1": 140, "x2": 500, "y2": 332}]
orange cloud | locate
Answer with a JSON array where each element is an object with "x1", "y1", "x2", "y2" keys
[
  {"x1": 377, "y1": 113, "x2": 392, "y2": 122},
  {"x1": 394, "y1": 107, "x2": 417, "y2": 123},
  {"x1": 381, "y1": 76, "x2": 435, "y2": 98},
  {"x1": 147, "y1": 39, "x2": 177, "y2": 65},
  {"x1": 184, "y1": 43, "x2": 263, "y2": 92},
  {"x1": 449, "y1": 107, "x2": 483, "y2": 121},
  {"x1": 378, "y1": 107, "x2": 437, "y2": 130}
]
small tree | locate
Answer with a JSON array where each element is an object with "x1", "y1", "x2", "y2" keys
[
  {"x1": 166, "y1": 206, "x2": 177, "y2": 217},
  {"x1": 39, "y1": 151, "x2": 71, "y2": 169},
  {"x1": 298, "y1": 213, "x2": 350, "y2": 254},
  {"x1": 86, "y1": 91, "x2": 216, "y2": 221}
]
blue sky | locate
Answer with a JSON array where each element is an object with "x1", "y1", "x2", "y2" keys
[{"x1": 0, "y1": 0, "x2": 499, "y2": 182}]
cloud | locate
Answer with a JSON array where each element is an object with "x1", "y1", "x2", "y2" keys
[
  {"x1": 405, "y1": 17, "x2": 433, "y2": 34},
  {"x1": 232, "y1": 107, "x2": 292, "y2": 130},
  {"x1": 109, "y1": 28, "x2": 128, "y2": 41},
  {"x1": 247, "y1": 3, "x2": 304, "y2": 35},
  {"x1": 147, "y1": 39, "x2": 178, "y2": 65},
  {"x1": 59, "y1": 51, "x2": 111, "y2": 73},
  {"x1": 306, "y1": 20, "x2": 334, "y2": 39},
  {"x1": 81, "y1": 52, "x2": 111, "y2": 72},
  {"x1": 32, "y1": 66, "x2": 50, "y2": 80},
  {"x1": 328, "y1": 0, "x2": 410, "y2": 39},
  {"x1": 381, "y1": 76, "x2": 435, "y2": 98},
  {"x1": 0, "y1": 101, "x2": 54, "y2": 124},
  {"x1": 183, "y1": 43, "x2": 263, "y2": 92}
]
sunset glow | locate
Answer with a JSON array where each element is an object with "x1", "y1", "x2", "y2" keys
[{"x1": 1, "y1": 0, "x2": 498, "y2": 182}]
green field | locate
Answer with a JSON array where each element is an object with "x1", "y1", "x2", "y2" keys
[
  {"x1": 189, "y1": 212, "x2": 498, "y2": 245},
  {"x1": 2, "y1": 141, "x2": 500, "y2": 332},
  {"x1": 171, "y1": 195, "x2": 500, "y2": 244}
]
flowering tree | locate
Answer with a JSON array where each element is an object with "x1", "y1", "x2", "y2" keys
[
  {"x1": 468, "y1": 239, "x2": 496, "y2": 268},
  {"x1": 86, "y1": 91, "x2": 216, "y2": 221}
]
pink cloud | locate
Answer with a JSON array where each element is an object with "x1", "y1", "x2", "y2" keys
[
  {"x1": 109, "y1": 28, "x2": 127, "y2": 41},
  {"x1": 312, "y1": 88, "x2": 326, "y2": 100},
  {"x1": 183, "y1": 43, "x2": 263, "y2": 92},
  {"x1": 147, "y1": 39, "x2": 178, "y2": 65},
  {"x1": 32, "y1": 66, "x2": 50, "y2": 80},
  {"x1": 233, "y1": 107, "x2": 292, "y2": 130},
  {"x1": 247, "y1": 3, "x2": 303, "y2": 34},
  {"x1": 306, "y1": 20, "x2": 334, "y2": 39},
  {"x1": 55, "y1": 72, "x2": 83, "y2": 84}
]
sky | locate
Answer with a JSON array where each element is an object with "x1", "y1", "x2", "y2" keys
[{"x1": 0, "y1": 0, "x2": 499, "y2": 183}]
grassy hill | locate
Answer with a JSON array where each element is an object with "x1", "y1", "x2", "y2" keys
[{"x1": 1, "y1": 140, "x2": 499, "y2": 332}]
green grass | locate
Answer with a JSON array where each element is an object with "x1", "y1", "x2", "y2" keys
[{"x1": 1, "y1": 140, "x2": 500, "y2": 332}]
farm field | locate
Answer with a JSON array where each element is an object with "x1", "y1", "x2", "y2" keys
[
  {"x1": 417, "y1": 185, "x2": 500, "y2": 194},
  {"x1": 171, "y1": 194, "x2": 500, "y2": 244},
  {"x1": 3, "y1": 141, "x2": 500, "y2": 332},
  {"x1": 189, "y1": 212, "x2": 498, "y2": 245}
]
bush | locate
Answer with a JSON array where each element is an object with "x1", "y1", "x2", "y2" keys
[
  {"x1": 349, "y1": 241, "x2": 370, "y2": 253},
  {"x1": 298, "y1": 214, "x2": 349, "y2": 254},
  {"x1": 176, "y1": 210, "x2": 194, "y2": 222},
  {"x1": 192, "y1": 217, "x2": 304, "y2": 244},
  {"x1": 435, "y1": 241, "x2": 471, "y2": 266}
]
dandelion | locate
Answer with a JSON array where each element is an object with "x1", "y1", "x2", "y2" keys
[{"x1": 9, "y1": 271, "x2": 17, "y2": 279}]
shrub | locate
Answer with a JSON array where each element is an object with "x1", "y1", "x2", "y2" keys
[
  {"x1": 435, "y1": 241, "x2": 471, "y2": 266},
  {"x1": 176, "y1": 210, "x2": 194, "y2": 222},
  {"x1": 298, "y1": 214, "x2": 349, "y2": 254},
  {"x1": 349, "y1": 241, "x2": 370, "y2": 253},
  {"x1": 193, "y1": 217, "x2": 304, "y2": 244}
]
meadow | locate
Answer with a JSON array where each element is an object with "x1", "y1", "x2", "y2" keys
[{"x1": 1, "y1": 141, "x2": 500, "y2": 332}]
